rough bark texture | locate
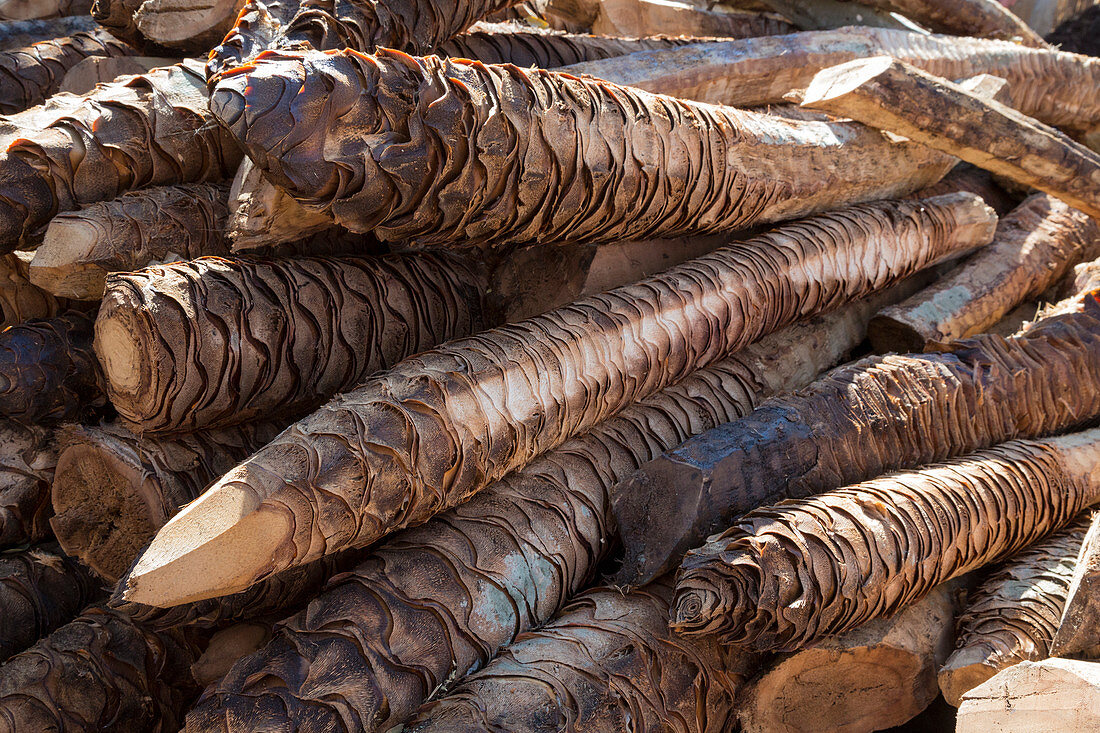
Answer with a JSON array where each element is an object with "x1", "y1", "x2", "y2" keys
[
  {"x1": 0, "y1": 15, "x2": 96, "y2": 50},
  {"x1": 0, "y1": 543, "x2": 103, "y2": 663},
  {"x1": 0, "y1": 251, "x2": 62, "y2": 327},
  {"x1": 0, "y1": 59, "x2": 240, "y2": 252},
  {"x1": 800, "y1": 56, "x2": 1100, "y2": 218},
  {"x1": 117, "y1": 194, "x2": 995, "y2": 608},
  {"x1": 560, "y1": 28, "x2": 1100, "y2": 137},
  {"x1": 210, "y1": 49, "x2": 957, "y2": 250},
  {"x1": 956, "y1": 658, "x2": 1100, "y2": 732},
  {"x1": 0, "y1": 29, "x2": 137, "y2": 115},
  {"x1": 178, "y1": 293, "x2": 902, "y2": 733},
  {"x1": 737, "y1": 581, "x2": 962, "y2": 733},
  {"x1": 398, "y1": 579, "x2": 759, "y2": 733},
  {"x1": 671, "y1": 431, "x2": 1100, "y2": 649},
  {"x1": 0, "y1": 311, "x2": 105, "y2": 424},
  {"x1": 0, "y1": 419, "x2": 55, "y2": 548},
  {"x1": 938, "y1": 518, "x2": 1088, "y2": 707},
  {"x1": 613, "y1": 288, "x2": 1100, "y2": 586},
  {"x1": 870, "y1": 193, "x2": 1100, "y2": 351},
  {"x1": 0, "y1": 605, "x2": 207, "y2": 733},
  {"x1": 905, "y1": 163, "x2": 1018, "y2": 216},
  {"x1": 0, "y1": 0, "x2": 91, "y2": 20},
  {"x1": 96, "y1": 251, "x2": 487, "y2": 433},
  {"x1": 50, "y1": 421, "x2": 285, "y2": 582},
  {"x1": 586, "y1": 0, "x2": 794, "y2": 37},
  {"x1": 858, "y1": 0, "x2": 1046, "y2": 45},
  {"x1": 210, "y1": 0, "x2": 525, "y2": 76},
  {"x1": 30, "y1": 183, "x2": 231, "y2": 301}
]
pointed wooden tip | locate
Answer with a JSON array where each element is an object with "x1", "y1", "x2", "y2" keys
[
  {"x1": 800, "y1": 55, "x2": 897, "y2": 108},
  {"x1": 119, "y1": 481, "x2": 291, "y2": 608},
  {"x1": 938, "y1": 646, "x2": 999, "y2": 707}
]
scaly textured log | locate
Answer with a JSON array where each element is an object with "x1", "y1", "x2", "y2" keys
[
  {"x1": 870, "y1": 194, "x2": 1100, "y2": 351},
  {"x1": 89, "y1": 0, "x2": 141, "y2": 47},
  {"x1": 0, "y1": 311, "x2": 104, "y2": 424},
  {"x1": 397, "y1": 579, "x2": 760, "y2": 733},
  {"x1": 670, "y1": 429, "x2": 1100, "y2": 649},
  {"x1": 0, "y1": 0, "x2": 91, "y2": 20},
  {"x1": 51, "y1": 421, "x2": 284, "y2": 582},
  {"x1": 0, "y1": 59, "x2": 240, "y2": 252},
  {"x1": 854, "y1": 0, "x2": 1046, "y2": 45},
  {"x1": 0, "y1": 543, "x2": 102, "y2": 663},
  {"x1": 0, "y1": 29, "x2": 137, "y2": 115},
  {"x1": 96, "y1": 251, "x2": 487, "y2": 433},
  {"x1": 0, "y1": 252, "x2": 62, "y2": 326},
  {"x1": 210, "y1": 49, "x2": 959, "y2": 250},
  {"x1": 0, "y1": 15, "x2": 96, "y2": 50},
  {"x1": 30, "y1": 183, "x2": 231, "y2": 301},
  {"x1": 613, "y1": 287, "x2": 1100, "y2": 585},
  {"x1": 210, "y1": 0, "x2": 524, "y2": 76},
  {"x1": 800, "y1": 56, "x2": 1100, "y2": 218},
  {"x1": 226, "y1": 158, "x2": 336, "y2": 251},
  {"x1": 176, "y1": 292, "x2": 903, "y2": 733},
  {"x1": 955, "y1": 658, "x2": 1100, "y2": 732},
  {"x1": 560, "y1": 28, "x2": 1100, "y2": 137},
  {"x1": 0, "y1": 419, "x2": 55, "y2": 547},
  {"x1": 938, "y1": 517, "x2": 1089, "y2": 707},
  {"x1": 0, "y1": 605, "x2": 207, "y2": 733},
  {"x1": 116, "y1": 194, "x2": 995, "y2": 608}
]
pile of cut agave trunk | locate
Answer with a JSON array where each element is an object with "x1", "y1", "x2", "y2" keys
[{"x1": 0, "y1": 0, "x2": 1099, "y2": 730}]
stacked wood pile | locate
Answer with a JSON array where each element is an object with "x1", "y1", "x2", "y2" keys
[{"x1": 0, "y1": 0, "x2": 1097, "y2": 731}]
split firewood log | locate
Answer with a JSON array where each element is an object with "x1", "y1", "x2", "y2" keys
[
  {"x1": 613, "y1": 286, "x2": 1100, "y2": 586},
  {"x1": 209, "y1": 49, "x2": 957, "y2": 250},
  {"x1": 956, "y1": 658, "x2": 1100, "y2": 732},
  {"x1": 0, "y1": 605, "x2": 207, "y2": 733},
  {"x1": 0, "y1": 251, "x2": 62, "y2": 326},
  {"x1": 737, "y1": 581, "x2": 964, "y2": 733},
  {"x1": 0, "y1": 15, "x2": 95, "y2": 49},
  {"x1": 0, "y1": 419, "x2": 55, "y2": 548},
  {"x1": 560, "y1": 28, "x2": 1100, "y2": 138},
  {"x1": 0, "y1": 311, "x2": 105, "y2": 424},
  {"x1": 800, "y1": 56, "x2": 1100, "y2": 218},
  {"x1": 396, "y1": 578, "x2": 759, "y2": 733},
  {"x1": 851, "y1": 0, "x2": 1046, "y2": 45},
  {"x1": 0, "y1": 29, "x2": 137, "y2": 115},
  {"x1": 939, "y1": 517, "x2": 1090, "y2": 706},
  {"x1": 114, "y1": 194, "x2": 994, "y2": 609},
  {"x1": 0, "y1": 543, "x2": 102, "y2": 663},
  {"x1": 50, "y1": 421, "x2": 284, "y2": 582},
  {"x1": 870, "y1": 193, "x2": 1100, "y2": 351},
  {"x1": 670, "y1": 428, "x2": 1100, "y2": 649},
  {"x1": 0, "y1": 59, "x2": 239, "y2": 253},
  {"x1": 29, "y1": 183, "x2": 231, "y2": 301},
  {"x1": 95, "y1": 251, "x2": 487, "y2": 433},
  {"x1": 174, "y1": 290, "x2": 912, "y2": 733},
  {"x1": 0, "y1": 0, "x2": 91, "y2": 20}
]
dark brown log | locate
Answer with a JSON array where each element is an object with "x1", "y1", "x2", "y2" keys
[
  {"x1": 115, "y1": 194, "x2": 994, "y2": 609},
  {"x1": 0, "y1": 0, "x2": 91, "y2": 20},
  {"x1": 209, "y1": 49, "x2": 957, "y2": 250},
  {"x1": 90, "y1": 0, "x2": 141, "y2": 47},
  {"x1": 854, "y1": 0, "x2": 1047, "y2": 45},
  {"x1": 132, "y1": 0, "x2": 246, "y2": 52},
  {"x1": 0, "y1": 311, "x2": 104, "y2": 424},
  {"x1": 612, "y1": 287, "x2": 1100, "y2": 586},
  {"x1": 0, "y1": 251, "x2": 62, "y2": 326},
  {"x1": 0, "y1": 419, "x2": 55, "y2": 547},
  {"x1": 0, "y1": 543, "x2": 102, "y2": 663},
  {"x1": 0, "y1": 15, "x2": 96, "y2": 50}
]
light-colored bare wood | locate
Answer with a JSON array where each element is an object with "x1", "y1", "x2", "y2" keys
[
  {"x1": 226, "y1": 158, "x2": 335, "y2": 251},
  {"x1": 956, "y1": 658, "x2": 1100, "y2": 732},
  {"x1": 590, "y1": 0, "x2": 795, "y2": 36},
  {"x1": 1050, "y1": 512, "x2": 1100, "y2": 657}
]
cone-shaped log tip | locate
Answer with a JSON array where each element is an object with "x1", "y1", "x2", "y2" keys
[
  {"x1": 670, "y1": 584, "x2": 729, "y2": 634},
  {"x1": 938, "y1": 645, "x2": 1000, "y2": 707},
  {"x1": 801, "y1": 55, "x2": 899, "y2": 108}
]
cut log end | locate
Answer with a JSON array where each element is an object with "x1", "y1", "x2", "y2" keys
[
  {"x1": 938, "y1": 645, "x2": 1001, "y2": 707},
  {"x1": 29, "y1": 217, "x2": 108, "y2": 300}
]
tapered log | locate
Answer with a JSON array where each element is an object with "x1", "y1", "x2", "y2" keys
[
  {"x1": 210, "y1": 0, "x2": 525, "y2": 77},
  {"x1": 0, "y1": 543, "x2": 102, "y2": 663},
  {"x1": 96, "y1": 251, "x2": 487, "y2": 433},
  {"x1": 50, "y1": 421, "x2": 285, "y2": 582},
  {"x1": 177, "y1": 291, "x2": 909, "y2": 733},
  {"x1": 1050, "y1": 511, "x2": 1100, "y2": 657},
  {"x1": 737, "y1": 581, "x2": 962, "y2": 733},
  {"x1": 225, "y1": 159, "x2": 339, "y2": 251},
  {"x1": 0, "y1": 251, "x2": 61, "y2": 326},
  {"x1": 29, "y1": 183, "x2": 231, "y2": 301},
  {"x1": 58, "y1": 55, "x2": 181, "y2": 95},
  {"x1": 391, "y1": 578, "x2": 758, "y2": 733},
  {"x1": 754, "y1": 0, "x2": 917, "y2": 31},
  {"x1": 0, "y1": 59, "x2": 239, "y2": 252},
  {"x1": 0, "y1": 15, "x2": 96, "y2": 50},
  {"x1": 560, "y1": 28, "x2": 1100, "y2": 137},
  {"x1": 0, "y1": 419, "x2": 55, "y2": 547},
  {"x1": 905, "y1": 163, "x2": 1017, "y2": 216},
  {"x1": 0, "y1": 311, "x2": 104, "y2": 424},
  {"x1": 116, "y1": 194, "x2": 994, "y2": 608},
  {"x1": 613, "y1": 287, "x2": 1100, "y2": 586},
  {"x1": 211, "y1": 50, "x2": 958, "y2": 250},
  {"x1": 800, "y1": 56, "x2": 1100, "y2": 218},
  {"x1": 956, "y1": 658, "x2": 1100, "y2": 732},
  {"x1": 0, "y1": 605, "x2": 207, "y2": 733},
  {"x1": 0, "y1": 0, "x2": 91, "y2": 20},
  {"x1": 671, "y1": 429, "x2": 1100, "y2": 649},
  {"x1": 586, "y1": 0, "x2": 794, "y2": 37},
  {"x1": 0, "y1": 29, "x2": 137, "y2": 115},
  {"x1": 939, "y1": 517, "x2": 1089, "y2": 707},
  {"x1": 870, "y1": 194, "x2": 1100, "y2": 351},
  {"x1": 858, "y1": 0, "x2": 1046, "y2": 45}
]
